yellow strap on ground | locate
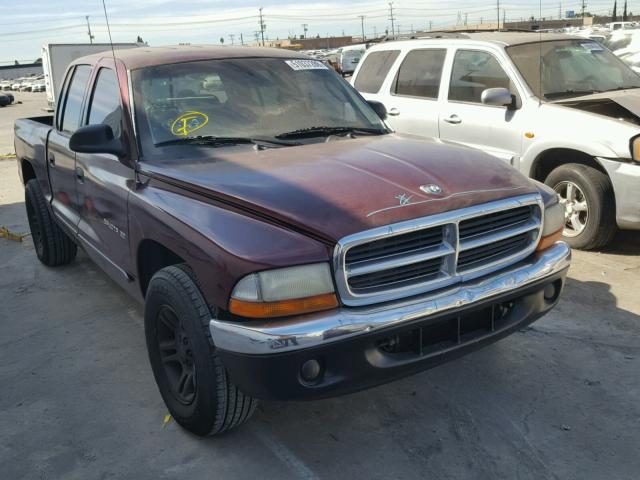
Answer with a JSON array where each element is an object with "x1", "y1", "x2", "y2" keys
[
  {"x1": 0, "y1": 153, "x2": 16, "y2": 159},
  {"x1": 0, "y1": 226, "x2": 29, "y2": 242}
]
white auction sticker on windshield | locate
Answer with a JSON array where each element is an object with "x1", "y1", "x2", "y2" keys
[
  {"x1": 580, "y1": 41, "x2": 604, "y2": 52},
  {"x1": 285, "y1": 59, "x2": 329, "y2": 70}
]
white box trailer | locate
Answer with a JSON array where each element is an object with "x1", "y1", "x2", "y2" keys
[{"x1": 42, "y1": 43, "x2": 141, "y2": 108}]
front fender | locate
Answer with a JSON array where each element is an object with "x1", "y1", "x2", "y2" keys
[{"x1": 128, "y1": 180, "x2": 330, "y2": 310}]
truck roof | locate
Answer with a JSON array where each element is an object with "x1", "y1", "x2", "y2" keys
[
  {"x1": 375, "y1": 32, "x2": 582, "y2": 49},
  {"x1": 71, "y1": 44, "x2": 308, "y2": 70}
]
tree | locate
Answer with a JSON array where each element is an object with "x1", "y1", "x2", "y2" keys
[
  {"x1": 613, "y1": 0, "x2": 617, "y2": 21},
  {"x1": 623, "y1": 0, "x2": 628, "y2": 20},
  {"x1": 219, "y1": 37, "x2": 224, "y2": 44}
]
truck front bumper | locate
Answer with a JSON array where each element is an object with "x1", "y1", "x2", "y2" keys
[{"x1": 210, "y1": 242, "x2": 571, "y2": 400}]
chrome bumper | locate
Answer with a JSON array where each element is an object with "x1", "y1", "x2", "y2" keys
[{"x1": 209, "y1": 242, "x2": 571, "y2": 355}]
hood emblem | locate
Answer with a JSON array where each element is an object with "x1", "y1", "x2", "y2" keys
[
  {"x1": 420, "y1": 184, "x2": 443, "y2": 195},
  {"x1": 394, "y1": 193, "x2": 413, "y2": 206}
]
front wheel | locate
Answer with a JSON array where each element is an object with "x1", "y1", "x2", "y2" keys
[
  {"x1": 544, "y1": 163, "x2": 616, "y2": 250},
  {"x1": 144, "y1": 265, "x2": 257, "y2": 436}
]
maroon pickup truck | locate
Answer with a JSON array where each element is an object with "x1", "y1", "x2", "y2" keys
[{"x1": 14, "y1": 45, "x2": 571, "y2": 436}]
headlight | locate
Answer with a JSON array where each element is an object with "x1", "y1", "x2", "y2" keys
[
  {"x1": 631, "y1": 136, "x2": 640, "y2": 161},
  {"x1": 229, "y1": 263, "x2": 338, "y2": 318},
  {"x1": 537, "y1": 201, "x2": 565, "y2": 251}
]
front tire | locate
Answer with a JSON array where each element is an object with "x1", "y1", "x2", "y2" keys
[
  {"x1": 544, "y1": 163, "x2": 617, "y2": 250},
  {"x1": 24, "y1": 179, "x2": 77, "y2": 266},
  {"x1": 144, "y1": 265, "x2": 257, "y2": 436}
]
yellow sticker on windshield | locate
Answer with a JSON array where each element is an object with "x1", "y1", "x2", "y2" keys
[{"x1": 171, "y1": 111, "x2": 209, "y2": 136}]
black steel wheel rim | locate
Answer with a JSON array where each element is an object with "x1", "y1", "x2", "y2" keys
[
  {"x1": 25, "y1": 195, "x2": 44, "y2": 257},
  {"x1": 156, "y1": 306, "x2": 196, "y2": 405}
]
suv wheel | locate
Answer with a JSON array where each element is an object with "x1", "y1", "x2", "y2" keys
[
  {"x1": 545, "y1": 163, "x2": 616, "y2": 250},
  {"x1": 24, "y1": 179, "x2": 77, "y2": 266},
  {"x1": 144, "y1": 264, "x2": 257, "y2": 436}
]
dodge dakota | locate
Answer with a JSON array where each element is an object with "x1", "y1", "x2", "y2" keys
[{"x1": 14, "y1": 45, "x2": 570, "y2": 436}]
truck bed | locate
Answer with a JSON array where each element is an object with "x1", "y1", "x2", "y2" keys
[{"x1": 14, "y1": 116, "x2": 53, "y2": 193}]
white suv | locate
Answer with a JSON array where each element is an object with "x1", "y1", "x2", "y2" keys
[{"x1": 352, "y1": 32, "x2": 640, "y2": 249}]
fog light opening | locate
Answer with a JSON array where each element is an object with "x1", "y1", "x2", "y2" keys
[
  {"x1": 543, "y1": 280, "x2": 562, "y2": 303},
  {"x1": 300, "y1": 359, "x2": 322, "y2": 384}
]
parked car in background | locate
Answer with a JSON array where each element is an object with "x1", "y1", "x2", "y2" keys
[
  {"x1": 337, "y1": 44, "x2": 366, "y2": 76},
  {"x1": 607, "y1": 21, "x2": 638, "y2": 31},
  {"x1": 10, "y1": 79, "x2": 24, "y2": 91},
  {"x1": 353, "y1": 32, "x2": 640, "y2": 249},
  {"x1": 14, "y1": 45, "x2": 570, "y2": 436},
  {"x1": 0, "y1": 80, "x2": 12, "y2": 90}
]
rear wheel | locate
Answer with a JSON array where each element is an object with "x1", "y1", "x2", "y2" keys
[
  {"x1": 144, "y1": 264, "x2": 257, "y2": 436},
  {"x1": 544, "y1": 163, "x2": 616, "y2": 250},
  {"x1": 24, "y1": 179, "x2": 77, "y2": 266}
]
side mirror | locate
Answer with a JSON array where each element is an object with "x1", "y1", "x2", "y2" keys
[
  {"x1": 481, "y1": 87, "x2": 515, "y2": 108},
  {"x1": 367, "y1": 100, "x2": 387, "y2": 120},
  {"x1": 69, "y1": 124, "x2": 126, "y2": 158}
]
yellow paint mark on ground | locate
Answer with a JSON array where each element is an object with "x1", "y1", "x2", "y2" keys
[
  {"x1": 0, "y1": 226, "x2": 29, "y2": 242},
  {"x1": 0, "y1": 153, "x2": 16, "y2": 159},
  {"x1": 163, "y1": 414, "x2": 172, "y2": 427}
]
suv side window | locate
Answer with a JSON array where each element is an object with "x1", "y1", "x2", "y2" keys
[
  {"x1": 87, "y1": 68, "x2": 122, "y2": 139},
  {"x1": 448, "y1": 50, "x2": 511, "y2": 103},
  {"x1": 393, "y1": 49, "x2": 446, "y2": 99},
  {"x1": 60, "y1": 65, "x2": 91, "y2": 134},
  {"x1": 354, "y1": 50, "x2": 400, "y2": 94}
]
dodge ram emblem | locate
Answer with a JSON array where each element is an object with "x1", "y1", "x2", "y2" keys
[{"x1": 420, "y1": 184, "x2": 442, "y2": 195}]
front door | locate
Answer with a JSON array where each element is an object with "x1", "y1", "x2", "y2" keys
[
  {"x1": 439, "y1": 49, "x2": 523, "y2": 163},
  {"x1": 47, "y1": 64, "x2": 92, "y2": 232}
]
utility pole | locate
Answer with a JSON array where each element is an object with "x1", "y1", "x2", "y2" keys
[
  {"x1": 503, "y1": 9, "x2": 506, "y2": 27},
  {"x1": 358, "y1": 15, "x2": 365, "y2": 41},
  {"x1": 301, "y1": 23, "x2": 308, "y2": 38},
  {"x1": 85, "y1": 16, "x2": 95, "y2": 44},
  {"x1": 497, "y1": 0, "x2": 500, "y2": 28},
  {"x1": 229, "y1": 34, "x2": 235, "y2": 45},
  {"x1": 581, "y1": 0, "x2": 586, "y2": 18},
  {"x1": 388, "y1": 2, "x2": 396, "y2": 37},
  {"x1": 559, "y1": 1, "x2": 562, "y2": 19},
  {"x1": 259, "y1": 7, "x2": 266, "y2": 46},
  {"x1": 373, "y1": 25, "x2": 378, "y2": 37},
  {"x1": 240, "y1": 33, "x2": 244, "y2": 45},
  {"x1": 465, "y1": 13, "x2": 468, "y2": 25}
]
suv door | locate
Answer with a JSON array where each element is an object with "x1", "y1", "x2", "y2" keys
[
  {"x1": 48, "y1": 64, "x2": 92, "y2": 232},
  {"x1": 75, "y1": 67, "x2": 133, "y2": 275},
  {"x1": 439, "y1": 49, "x2": 523, "y2": 162},
  {"x1": 376, "y1": 48, "x2": 447, "y2": 138}
]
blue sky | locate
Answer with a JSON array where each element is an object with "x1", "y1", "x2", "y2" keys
[{"x1": 0, "y1": 0, "x2": 625, "y2": 63}]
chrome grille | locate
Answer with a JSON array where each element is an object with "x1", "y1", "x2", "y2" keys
[{"x1": 334, "y1": 194, "x2": 543, "y2": 306}]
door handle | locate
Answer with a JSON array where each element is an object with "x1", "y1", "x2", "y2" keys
[
  {"x1": 388, "y1": 107, "x2": 400, "y2": 116},
  {"x1": 443, "y1": 115, "x2": 462, "y2": 124},
  {"x1": 48, "y1": 154, "x2": 55, "y2": 166},
  {"x1": 75, "y1": 167, "x2": 84, "y2": 182}
]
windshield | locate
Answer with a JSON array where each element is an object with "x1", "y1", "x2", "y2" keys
[
  {"x1": 507, "y1": 39, "x2": 640, "y2": 100},
  {"x1": 131, "y1": 57, "x2": 385, "y2": 158}
]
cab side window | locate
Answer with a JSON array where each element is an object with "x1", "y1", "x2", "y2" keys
[
  {"x1": 448, "y1": 50, "x2": 511, "y2": 103},
  {"x1": 393, "y1": 49, "x2": 446, "y2": 99},
  {"x1": 60, "y1": 65, "x2": 91, "y2": 134},
  {"x1": 87, "y1": 68, "x2": 122, "y2": 139}
]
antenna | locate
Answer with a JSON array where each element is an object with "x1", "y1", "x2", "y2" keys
[{"x1": 101, "y1": 0, "x2": 118, "y2": 70}]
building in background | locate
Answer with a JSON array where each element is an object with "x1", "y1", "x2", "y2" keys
[{"x1": 0, "y1": 61, "x2": 43, "y2": 80}]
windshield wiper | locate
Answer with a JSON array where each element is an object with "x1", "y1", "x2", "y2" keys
[
  {"x1": 544, "y1": 89, "x2": 603, "y2": 100},
  {"x1": 275, "y1": 126, "x2": 387, "y2": 139},
  {"x1": 154, "y1": 135, "x2": 299, "y2": 148}
]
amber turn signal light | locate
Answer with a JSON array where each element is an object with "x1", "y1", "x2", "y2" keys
[
  {"x1": 536, "y1": 229, "x2": 563, "y2": 251},
  {"x1": 229, "y1": 293, "x2": 339, "y2": 319}
]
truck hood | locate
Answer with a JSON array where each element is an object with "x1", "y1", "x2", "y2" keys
[
  {"x1": 141, "y1": 135, "x2": 537, "y2": 242},
  {"x1": 553, "y1": 88, "x2": 640, "y2": 126}
]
